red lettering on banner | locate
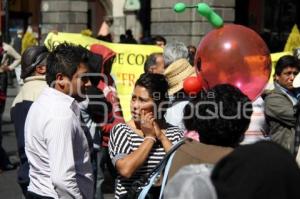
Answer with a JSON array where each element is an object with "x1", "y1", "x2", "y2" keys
[
  {"x1": 128, "y1": 74, "x2": 135, "y2": 87},
  {"x1": 117, "y1": 73, "x2": 136, "y2": 86}
]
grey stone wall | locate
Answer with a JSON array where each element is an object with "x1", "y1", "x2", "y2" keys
[
  {"x1": 112, "y1": 16, "x2": 126, "y2": 42},
  {"x1": 151, "y1": 0, "x2": 235, "y2": 46},
  {"x1": 41, "y1": 0, "x2": 88, "y2": 37}
]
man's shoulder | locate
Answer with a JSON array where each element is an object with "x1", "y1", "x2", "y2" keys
[
  {"x1": 168, "y1": 139, "x2": 233, "y2": 180},
  {"x1": 264, "y1": 91, "x2": 294, "y2": 110},
  {"x1": 265, "y1": 89, "x2": 289, "y2": 102},
  {"x1": 177, "y1": 139, "x2": 233, "y2": 159},
  {"x1": 30, "y1": 89, "x2": 74, "y2": 117}
]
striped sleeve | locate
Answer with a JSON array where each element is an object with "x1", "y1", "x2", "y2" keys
[
  {"x1": 166, "y1": 126, "x2": 184, "y2": 144},
  {"x1": 109, "y1": 123, "x2": 132, "y2": 166}
]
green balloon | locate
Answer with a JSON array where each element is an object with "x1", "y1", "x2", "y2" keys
[
  {"x1": 174, "y1": 2, "x2": 186, "y2": 13},
  {"x1": 197, "y1": 3, "x2": 223, "y2": 28},
  {"x1": 197, "y1": 3, "x2": 211, "y2": 17},
  {"x1": 209, "y1": 13, "x2": 224, "y2": 28}
]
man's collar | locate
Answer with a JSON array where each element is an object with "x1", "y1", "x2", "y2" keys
[{"x1": 45, "y1": 87, "x2": 80, "y2": 116}]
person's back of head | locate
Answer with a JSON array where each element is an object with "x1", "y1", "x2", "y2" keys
[
  {"x1": 211, "y1": 141, "x2": 300, "y2": 199},
  {"x1": 125, "y1": 29, "x2": 133, "y2": 38},
  {"x1": 21, "y1": 46, "x2": 49, "y2": 79},
  {"x1": 163, "y1": 42, "x2": 189, "y2": 67},
  {"x1": 183, "y1": 84, "x2": 253, "y2": 147},
  {"x1": 46, "y1": 43, "x2": 90, "y2": 87},
  {"x1": 119, "y1": 34, "x2": 126, "y2": 43},
  {"x1": 87, "y1": 52, "x2": 103, "y2": 87}
]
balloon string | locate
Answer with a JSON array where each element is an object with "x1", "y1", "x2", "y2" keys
[{"x1": 186, "y1": 5, "x2": 198, "y2": 8}]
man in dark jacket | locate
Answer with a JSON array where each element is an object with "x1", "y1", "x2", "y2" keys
[
  {"x1": 264, "y1": 55, "x2": 300, "y2": 154},
  {"x1": 10, "y1": 46, "x2": 49, "y2": 196}
]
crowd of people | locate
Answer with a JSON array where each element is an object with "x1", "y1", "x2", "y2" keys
[{"x1": 1, "y1": 29, "x2": 300, "y2": 199}]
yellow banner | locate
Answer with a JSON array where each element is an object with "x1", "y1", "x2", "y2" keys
[
  {"x1": 284, "y1": 24, "x2": 300, "y2": 52},
  {"x1": 44, "y1": 32, "x2": 163, "y2": 121}
]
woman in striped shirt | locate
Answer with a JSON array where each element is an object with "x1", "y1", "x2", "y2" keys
[{"x1": 109, "y1": 73, "x2": 183, "y2": 198}]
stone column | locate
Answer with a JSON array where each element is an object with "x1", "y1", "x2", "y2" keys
[
  {"x1": 111, "y1": 0, "x2": 141, "y2": 42},
  {"x1": 151, "y1": 0, "x2": 235, "y2": 46},
  {"x1": 41, "y1": 0, "x2": 88, "y2": 38},
  {"x1": 112, "y1": 0, "x2": 126, "y2": 42}
]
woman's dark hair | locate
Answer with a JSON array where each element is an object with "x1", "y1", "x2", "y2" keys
[
  {"x1": 275, "y1": 55, "x2": 300, "y2": 76},
  {"x1": 21, "y1": 46, "x2": 49, "y2": 79},
  {"x1": 46, "y1": 43, "x2": 91, "y2": 86},
  {"x1": 183, "y1": 84, "x2": 253, "y2": 147},
  {"x1": 135, "y1": 73, "x2": 169, "y2": 120}
]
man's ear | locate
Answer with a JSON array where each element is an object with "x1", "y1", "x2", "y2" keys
[
  {"x1": 56, "y1": 73, "x2": 64, "y2": 87},
  {"x1": 35, "y1": 65, "x2": 46, "y2": 75}
]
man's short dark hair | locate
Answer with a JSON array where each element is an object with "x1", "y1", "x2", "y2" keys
[
  {"x1": 144, "y1": 53, "x2": 162, "y2": 73},
  {"x1": 275, "y1": 55, "x2": 300, "y2": 76},
  {"x1": 46, "y1": 43, "x2": 91, "y2": 86},
  {"x1": 183, "y1": 84, "x2": 253, "y2": 147}
]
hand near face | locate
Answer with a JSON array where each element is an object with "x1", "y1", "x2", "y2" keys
[
  {"x1": 140, "y1": 110, "x2": 156, "y2": 137},
  {"x1": 153, "y1": 121, "x2": 164, "y2": 140}
]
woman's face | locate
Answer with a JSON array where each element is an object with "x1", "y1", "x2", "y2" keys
[{"x1": 130, "y1": 85, "x2": 154, "y2": 121}]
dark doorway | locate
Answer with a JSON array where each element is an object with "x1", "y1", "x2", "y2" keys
[
  {"x1": 235, "y1": 0, "x2": 300, "y2": 52},
  {"x1": 138, "y1": 0, "x2": 151, "y2": 38}
]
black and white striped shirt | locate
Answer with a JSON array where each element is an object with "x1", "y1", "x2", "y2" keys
[{"x1": 109, "y1": 123, "x2": 183, "y2": 199}]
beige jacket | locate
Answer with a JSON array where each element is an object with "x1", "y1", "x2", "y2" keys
[{"x1": 168, "y1": 139, "x2": 233, "y2": 180}]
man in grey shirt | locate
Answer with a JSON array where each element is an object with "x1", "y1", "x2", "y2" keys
[{"x1": 24, "y1": 43, "x2": 93, "y2": 199}]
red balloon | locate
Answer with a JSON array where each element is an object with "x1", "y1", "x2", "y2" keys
[
  {"x1": 183, "y1": 76, "x2": 203, "y2": 94},
  {"x1": 195, "y1": 24, "x2": 271, "y2": 101}
]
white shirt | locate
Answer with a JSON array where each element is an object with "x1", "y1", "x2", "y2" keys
[
  {"x1": 165, "y1": 100, "x2": 189, "y2": 130},
  {"x1": 241, "y1": 96, "x2": 268, "y2": 145},
  {"x1": 25, "y1": 87, "x2": 94, "y2": 199}
]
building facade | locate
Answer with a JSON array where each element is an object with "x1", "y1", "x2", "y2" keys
[
  {"x1": 151, "y1": 0, "x2": 235, "y2": 46},
  {"x1": 3, "y1": 0, "x2": 300, "y2": 52}
]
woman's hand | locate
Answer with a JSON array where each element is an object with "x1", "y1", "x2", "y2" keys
[
  {"x1": 153, "y1": 121, "x2": 163, "y2": 140},
  {"x1": 140, "y1": 110, "x2": 156, "y2": 138},
  {"x1": 153, "y1": 121, "x2": 173, "y2": 152}
]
